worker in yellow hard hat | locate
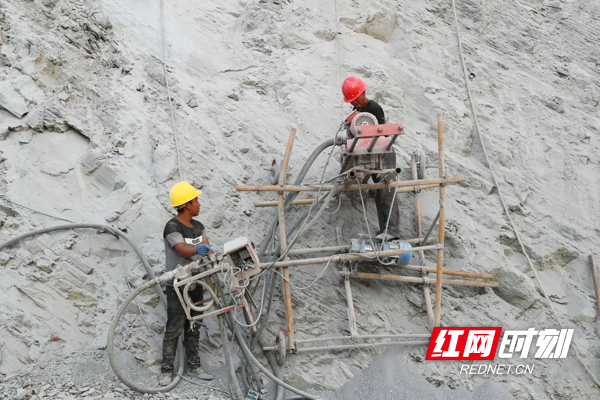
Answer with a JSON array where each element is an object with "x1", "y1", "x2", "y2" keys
[
  {"x1": 159, "y1": 181, "x2": 214, "y2": 385},
  {"x1": 342, "y1": 76, "x2": 400, "y2": 238}
]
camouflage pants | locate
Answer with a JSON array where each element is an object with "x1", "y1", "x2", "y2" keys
[
  {"x1": 161, "y1": 285, "x2": 204, "y2": 372},
  {"x1": 373, "y1": 152, "x2": 401, "y2": 238}
]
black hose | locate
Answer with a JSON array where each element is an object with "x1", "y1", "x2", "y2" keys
[
  {"x1": 218, "y1": 314, "x2": 244, "y2": 400},
  {"x1": 261, "y1": 337, "x2": 285, "y2": 400},
  {"x1": 0, "y1": 223, "x2": 186, "y2": 392},
  {"x1": 249, "y1": 269, "x2": 277, "y2": 350},
  {"x1": 211, "y1": 275, "x2": 316, "y2": 400},
  {"x1": 0, "y1": 223, "x2": 167, "y2": 306},
  {"x1": 107, "y1": 279, "x2": 184, "y2": 393},
  {"x1": 231, "y1": 321, "x2": 316, "y2": 400}
]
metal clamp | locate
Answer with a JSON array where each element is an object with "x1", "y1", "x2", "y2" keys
[{"x1": 423, "y1": 277, "x2": 430, "y2": 285}]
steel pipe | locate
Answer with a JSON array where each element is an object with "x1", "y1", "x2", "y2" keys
[
  {"x1": 284, "y1": 238, "x2": 435, "y2": 256},
  {"x1": 358, "y1": 262, "x2": 493, "y2": 280},
  {"x1": 378, "y1": 167, "x2": 402, "y2": 184},
  {"x1": 343, "y1": 272, "x2": 499, "y2": 288},
  {"x1": 237, "y1": 176, "x2": 465, "y2": 193},
  {"x1": 366, "y1": 136, "x2": 378, "y2": 152},
  {"x1": 252, "y1": 183, "x2": 452, "y2": 207},
  {"x1": 286, "y1": 245, "x2": 350, "y2": 255},
  {"x1": 348, "y1": 136, "x2": 359, "y2": 153},
  {"x1": 385, "y1": 134, "x2": 399, "y2": 150},
  {"x1": 259, "y1": 244, "x2": 443, "y2": 269}
]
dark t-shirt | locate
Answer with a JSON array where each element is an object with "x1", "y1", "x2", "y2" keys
[
  {"x1": 163, "y1": 218, "x2": 206, "y2": 286},
  {"x1": 355, "y1": 100, "x2": 386, "y2": 124}
]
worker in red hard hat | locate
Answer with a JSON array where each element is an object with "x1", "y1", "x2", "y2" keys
[
  {"x1": 342, "y1": 76, "x2": 385, "y2": 124},
  {"x1": 341, "y1": 76, "x2": 400, "y2": 238}
]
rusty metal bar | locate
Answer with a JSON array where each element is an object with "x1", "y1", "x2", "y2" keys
[
  {"x1": 343, "y1": 271, "x2": 498, "y2": 288},
  {"x1": 590, "y1": 255, "x2": 600, "y2": 316},
  {"x1": 378, "y1": 263, "x2": 493, "y2": 280},
  {"x1": 434, "y1": 114, "x2": 446, "y2": 327},
  {"x1": 259, "y1": 244, "x2": 443, "y2": 269},
  {"x1": 358, "y1": 261, "x2": 493, "y2": 279},
  {"x1": 278, "y1": 128, "x2": 296, "y2": 352},
  {"x1": 254, "y1": 183, "x2": 443, "y2": 207},
  {"x1": 237, "y1": 175, "x2": 465, "y2": 193}
]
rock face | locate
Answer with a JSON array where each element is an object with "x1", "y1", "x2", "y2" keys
[
  {"x1": 0, "y1": 0, "x2": 599, "y2": 398},
  {"x1": 492, "y1": 265, "x2": 537, "y2": 309},
  {"x1": 355, "y1": 11, "x2": 396, "y2": 43},
  {"x1": 0, "y1": 81, "x2": 29, "y2": 118}
]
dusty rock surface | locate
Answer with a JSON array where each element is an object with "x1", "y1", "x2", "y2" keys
[{"x1": 1, "y1": 0, "x2": 600, "y2": 399}]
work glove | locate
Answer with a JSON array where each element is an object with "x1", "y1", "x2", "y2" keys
[{"x1": 195, "y1": 244, "x2": 212, "y2": 255}]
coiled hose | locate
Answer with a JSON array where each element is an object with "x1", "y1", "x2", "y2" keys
[
  {"x1": 0, "y1": 223, "x2": 185, "y2": 391},
  {"x1": 204, "y1": 279, "x2": 318, "y2": 400},
  {"x1": 0, "y1": 224, "x2": 316, "y2": 398}
]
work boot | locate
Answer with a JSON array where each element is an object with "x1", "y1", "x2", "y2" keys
[
  {"x1": 158, "y1": 371, "x2": 172, "y2": 386},
  {"x1": 188, "y1": 366, "x2": 214, "y2": 380}
]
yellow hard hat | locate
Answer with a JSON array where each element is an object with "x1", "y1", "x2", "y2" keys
[{"x1": 169, "y1": 181, "x2": 202, "y2": 208}]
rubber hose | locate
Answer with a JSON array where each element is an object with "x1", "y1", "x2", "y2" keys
[
  {"x1": 238, "y1": 294, "x2": 265, "y2": 395},
  {"x1": 0, "y1": 223, "x2": 166, "y2": 307},
  {"x1": 232, "y1": 322, "x2": 316, "y2": 400},
  {"x1": 258, "y1": 139, "x2": 335, "y2": 260},
  {"x1": 260, "y1": 337, "x2": 285, "y2": 400},
  {"x1": 210, "y1": 277, "x2": 248, "y2": 400},
  {"x1": 209, "y1": 280, "x2": 316, "y2": 400},
  {"x1": 249, "y1": 269, "x2": 277, "y2": 350},
  {"x1": 247, "y1": 265, "x2": 284, "y2": 400},
  {"x1": 252, "y1": 183, "x2": 339, "y2": 399},
  {"x1": 0, "y1": 223, "x2": 186, "y2": 392},
  {"x1": 218, "y1": 314, "x2": 245, "y2": 400},
  {"x1": 283, "y1": 190, "x2": 331, "y2": 242},
  {"x1": 279, "y1": 181, "x2": 340, "y2": 261},
  {"x1": 107, "y1": 279, "x2": 184, "y2": 393},
  {"x1": 207, "y1": 277, "x2": 259, "y2": 399}
]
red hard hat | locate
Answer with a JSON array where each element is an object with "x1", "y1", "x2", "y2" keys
[{"x1": 342, "y1": 76, "x2": 367, "y2": 103}]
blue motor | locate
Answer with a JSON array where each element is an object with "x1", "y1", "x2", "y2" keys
[{"x1": 396, "y1": 241, "x2": 412, "y2": 265}]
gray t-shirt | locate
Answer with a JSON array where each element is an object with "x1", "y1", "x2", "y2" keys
[{"x1": 163, "y1": 218, "x2": 207, "y2": 287}]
